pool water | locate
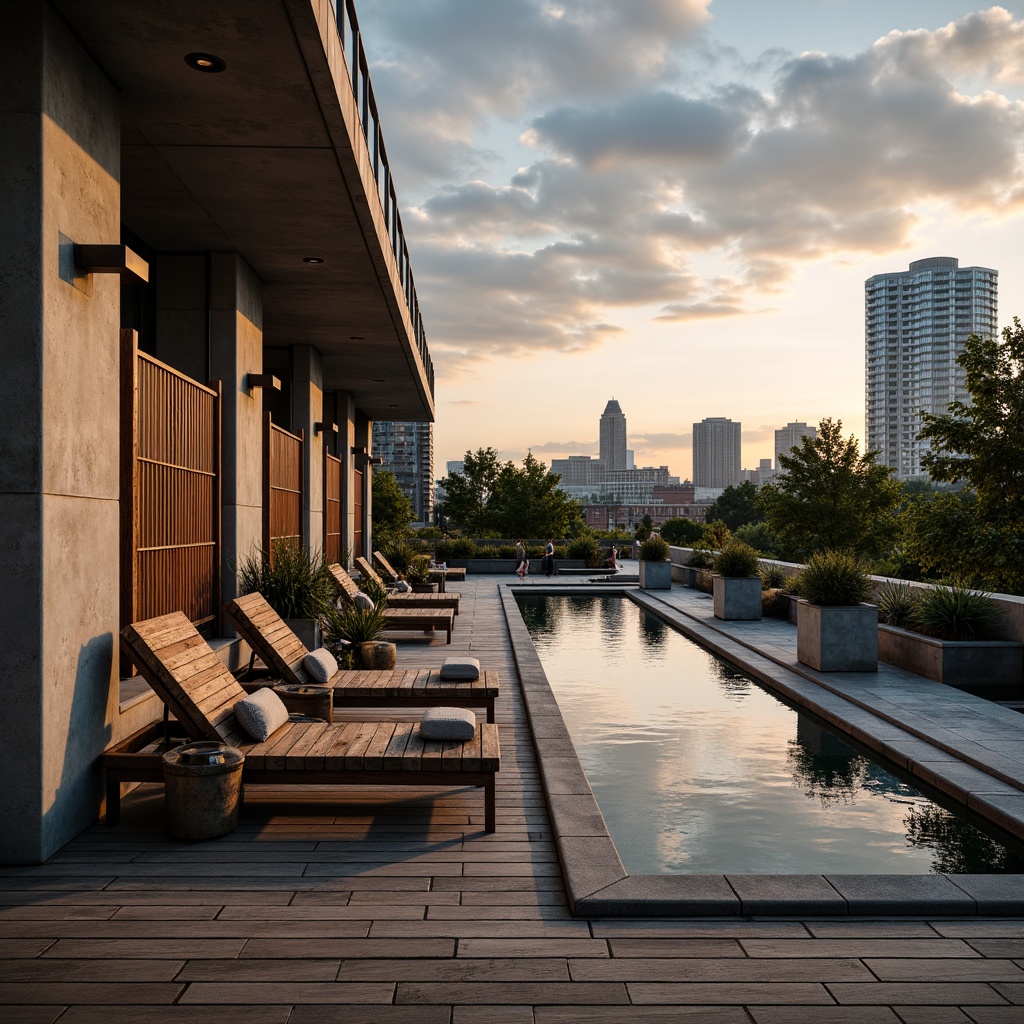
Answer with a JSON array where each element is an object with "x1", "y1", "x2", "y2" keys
[{"x1": 519, "y1": 594, "x2": 1024, "y2": 875}]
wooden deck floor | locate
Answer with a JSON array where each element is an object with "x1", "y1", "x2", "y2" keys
[{"x1": 4, "y1": 579, "x2": 1024, "y2": 1021}]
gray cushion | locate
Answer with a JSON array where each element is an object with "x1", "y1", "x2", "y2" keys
[
  {"x1": 439, "y1": 656, "x2": 480, "y2": 681},
  {"x1": 234, "y1": 687, "x2": 289, "y2": 743},
  {"x1": 394, "y1": 580, "x2": 412, "y2": 593},
  {"x1": 353, "y1": 592, "x2": 375, "y2": 610},
  {"x1": 302, "y1": 647, "x2": 338, "y2": 684},
  {"x1": 419, "y1": 706, "x2": 477, "y2": 741}
]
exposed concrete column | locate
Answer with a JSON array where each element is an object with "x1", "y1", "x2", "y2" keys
[
  {"x1": 208, "y1": 253, "x2": 263, "y2": 611},
  {"x1": 0, "y1": 6, "x2": 121, "y2": 862},
  {"x1": 337, "y1": 391, "x2": 356, "y2": 566},
  {"x1": 356, "y1": 411, "x2": 371, "y2": 558},
  {"x1": 291, "y1": 345, "x2": 324, "y2": 555}
]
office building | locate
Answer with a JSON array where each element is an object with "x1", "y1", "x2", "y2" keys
[
  {"x1": 446, "y1": 460, "x2": 465, "y2": 477},
  {"x1": 865, "y1": 257, "x2": 998, "y2": 479},
  {"x1": 599, "y1": 399, "x2": 628, "y2": 471},
  {"x1": 372, "y1": 421, "x2": 434, "y2": 523},
  {"x1": 775, "y1": 421, "x2": 817, "y2": 469},
  {"x1": 693, "y1": 418, "x2": 741, "y2": 488}
]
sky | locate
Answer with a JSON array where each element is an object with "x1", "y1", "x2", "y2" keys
[{"x1": 357, "y1": 1, "x2": 1024, "y2": 479}]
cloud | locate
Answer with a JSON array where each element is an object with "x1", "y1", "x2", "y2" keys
[
  {"x1": 631, "y1": 432, "x2": 693, "y2": 449},
  {"x1": 528, "y1": 440, "x2": 600, "y2": 454}
]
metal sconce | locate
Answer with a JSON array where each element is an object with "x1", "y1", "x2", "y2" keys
[
  {"x1": 74, "y1": 243, "x2": 149, "y2": 283},
  {"x1": 314, "y1": 421, "x2": 339, "y2": 436},
  {"x1": 246, "y1": 373, "x2": 282, "y2": 394},
  {"x1": 351, "y1": 445, "x2": 384, "y2": 467}
]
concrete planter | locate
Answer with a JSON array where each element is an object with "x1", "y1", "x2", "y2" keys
[
  {"x1": 797, "y1": 600, "x2": 878, "y2": 672},
  {"x1": 713, "y1": 575, "x2": 763, "y2": 621},
  {"x1": 356, "y1": 641, "x2": 397, "y2": 670},
  {"x1": 878, "y1": 625, "x2": 1024, "y2": 693},
  {"x1": 639, "y1": 560, "x2": 672, "y2": 590},
  {"x1": 285, "y1": 618, "x2": 321, "y2": 653},
  {"x1": 411, "y1": 582, "x2": 438, "y2": 594}
]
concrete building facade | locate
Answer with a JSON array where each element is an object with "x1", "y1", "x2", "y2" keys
[
  {"x1": 775, "y1": 421, "x2": 817, "y2": 469},
  {"x1": 693, "y1": 417, "x2": 741, "y2": 488},
  {"x1": 599, "y1": 399, "x2": 628, "y2": 472},
  {"x1": 0, "y1": 0, "x2": 433, "y2": 862},
  {"x1": 372, "y1": 420, "x2": 434, "y2": 523},
  {"x1": 865, "y1": 257, "x2": 998, "y2": 479}
]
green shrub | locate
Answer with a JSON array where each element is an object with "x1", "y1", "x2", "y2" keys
[
  {"x1": 695, "y1": 569, "x2": 714, "y2": 593},
  {"x1": 237, "y1": 541, "x2": 336, "y2": 621},
  {"x1": 877, "y1": 581, "x2": 920, "y2": 628},
  {"x1": 713, "y1": 541, "x2": 760, "y2": 578},
  {"x1": 404, "y1": 555, "x2": 432, "y2": 586},
  {"x1": 639, "y1": 535, "x2": 670, "y2": 561},
  {"x1": 759, "y1": 563, "x2": 788, "y2": 591},
  {"x1": 358, "y1": 575, "x2": 389, "y2": 605},
  {"x1": 568, "y1": 535, "x2": 602, "y2": 568},
  {"x1": 660, "y1": 517, "x2": 704, "y2": 546},
  {"x1": 762, "y1": 588, "x2": 791, "y2": 619},
  {"x1": 784, "y1": 572, "x2": 803, "y2": 597},
  {"x1": 496, "y1": 544, "x2": 517, "y2": 558},
  {"x1": 912, "y1": 584, "x2": 1002, "y2": 641},
  {"x1": 434, "y1": 538, "x2": 478, "y2": 561},
  {"x1": 382, "y1": 540, "x2": 414, "y2": 573},
  {"x1": 324, "y1": 601, "x2": 390, "y2": 646},
  {"x1": 687, "y1": 547, "x2": 714, "y2": 569},
  {"x1": 553, "y1": 545, "x2": 568, "y2": 560},
  {"x1": 799, "y1": 550, "x2": 872, "y2": 607}
]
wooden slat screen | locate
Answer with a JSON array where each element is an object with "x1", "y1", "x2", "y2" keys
[
  {"x1": 353, "y1": 467, "x2": 364, "y2": 558},
  {"x1": 324, "y1": 452, "x2": 342, "y2": 565},
  {"x1": 121, "y1": 330, "x2": 222, "y2": 635},
  {"x1": 263, "y1": 413, "x2": 304, "y2": 560}
]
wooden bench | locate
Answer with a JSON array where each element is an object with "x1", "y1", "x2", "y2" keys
[
  {"x1": 333, "y1": 562, "x2": 461, "y2": 616},
  {"x1": 106, "y1": 612, "x2": 499, "y2": 831}
]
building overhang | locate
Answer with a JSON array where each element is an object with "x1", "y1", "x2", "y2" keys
[{"x1": 54, "y1": 0, "x2": 433, "y2": 422}]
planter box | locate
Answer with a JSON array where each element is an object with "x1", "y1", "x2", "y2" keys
[
  {"x1": 639, "y1": 560, "x2": 672, "y2": 590},
  {"x1": 285, "y1": 618, "x2": 321, "y2": 653},
  {"x1": 878, "y1": 624, "x2": 1024, "y2": 693},
  {"x1": 411, "y1": 582, "x2": 439, "y2": 594},
  {"x1": 713, "y1": 575, "x2": 762, "y2": 621},
  {"x1": 797, "y1": 600, "x2": 878, "y2": 672}
]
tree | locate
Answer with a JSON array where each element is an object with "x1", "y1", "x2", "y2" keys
[
  {"x1": 634, "y1": 514, "x2": 653, "y2": 541},
  {"x1": 704, "y1": 482, "x2": 765, "y2": 533},
  {"x1": 734, "y1": 522, "x2": 785, "y2": 558},
  {"x1": 660, "y1": 517, "x2": 704, "y2": 546},
  {"x1": 756, "y1": 418, "x2": 901, "y2": 559},
  {"x1": 486, "y1": 452, "x2": 580, "y2": 538},
  {"x1": 439, "y1": 448, "x2": 502, "y2": 535},
  {"x1": 371, "y1": 470, "x2": 414, "y2": 550}
]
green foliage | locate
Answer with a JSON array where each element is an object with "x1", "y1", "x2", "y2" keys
[
  {"x1": 359, "y1": 575, "x2": 389, "y2": 605},
  {"x1": 567, "y1": 534, "x2": 603, "y2": 568},
  {"x1": 759, "y1": 563, "x2": 788, "y2": 590},
  {"x1": 434, "y1": 538, "x2": 479, "y2": 561},
  {"x1": 439, "y1": 448, "x2": 502, "y2": 536},
  {"x1": 734, "y1": 522, "x2": 786, "y2": 559},
  {"x1": 324, "y1": 601, "x2": 390, "y2": 645},
  {"x1": 713, "y1": 541, "x2": 760, "y2": 578},
  {"x1": 798, "y1": 550, "x2": 872, "y2": 607},
  {"x1": 404, "y1": 555, "x2": 432, "y2": 586},
  {"x1": 700, "y1": 521, "x2": 732, "y2": 550},
  {"x1": 634, "y1": 514, "x2": 654, "y2": 541},
  {"x1": 757, "y1": 418, "x2": 901, "y2": 558},
  {"x1": 877, "y1": 581, "x2": 920, "y2": 628},
  {"x1": 382, "y1": 539, "x2": 414, "y2": 573},
  {"x1": 237, "y1": 542, "x2": 336, "y2": 621},
  {"x1": 687, "y1": 547, "x2": 714, "y2": 569},
  {"x1": 704, "y1": 482, "x2": 766, "y2": 532},
  {"x1": 638, "y1": 535, "x2": 670, "y2": 561},
  {"x1": 371, "y1": 470, "x2": 415, "y2": 550},
  {"x1": 913, "y1": 584, "x2": 1002, "y2": 641},
  {"x1": 695, "y1": 569, "x2": 714, "y2": 593},
  {"x1": 762, "y1": 588, "x2": 791, "y2": 619},
  {"x1": 660, "y1": 517, "x2": 704, "y2": 546}
]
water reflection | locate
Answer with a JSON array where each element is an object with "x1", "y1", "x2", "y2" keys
[{"x1": 519, "y1": 595, "x2": 1024, "y2": 875}]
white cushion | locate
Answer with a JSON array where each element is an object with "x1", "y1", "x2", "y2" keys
[
  {"x1": 394, "y1": 580, "x2": 412, "y2": 593},
  {"x1": 233, "y1": 688, "x2": 289, "y2": 743},
  {"x1": 419, "y1": 706, "x2": 477, "y2": 741},
  {"x1": 439, "y1": 657, "x2": 480, "y2": 681},
  {"x1": 303, "y1": 647, "x2": 338, "y2": 684},
  {"x1": 353, "y1": 592, "x2": 375, "y2": 610}
]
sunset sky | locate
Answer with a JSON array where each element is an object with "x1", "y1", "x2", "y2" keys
[{"x1": 358, "y1": 1, "x2": 1024, "y2": 479}]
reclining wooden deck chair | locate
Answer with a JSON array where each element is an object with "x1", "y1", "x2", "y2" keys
[
  {"x1": 106, "y1": 612, "x2": 498, "y2": 830},
  {"x1": 225, "y1": 591, "x2": 497, "y2": 721},
  {"x1": 337, "y1": 560, "x2": 460, "y2": 616}
]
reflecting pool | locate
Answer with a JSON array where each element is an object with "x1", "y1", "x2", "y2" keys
[{"x1": 520, "y1": 594, "x2": 1024, "y2": 874}]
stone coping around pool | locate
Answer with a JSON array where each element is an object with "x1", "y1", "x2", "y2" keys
[{"x1": 499, "y1": 583, "x2": 1024, "y2": 918}]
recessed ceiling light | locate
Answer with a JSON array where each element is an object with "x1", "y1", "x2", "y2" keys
[
  {"x1": 302, "y1": 256, "x2": 324, "y2": 264},
  {"x1": 373, "y1": 378, "x2": 386, "y2": 383},
  {"x1": 388, "y1": 404, "x2": 399, "y2": 408},
  {"x1": 349, "y1": 335, "x2": 365, "y2": 340},
  {"x1": 185, "y1": 52, "x2": 227, "y2": 73}
]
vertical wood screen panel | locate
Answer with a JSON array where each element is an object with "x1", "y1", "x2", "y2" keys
[
  {"x1": 353, "y1": 467, "x2": 364, "y2": 558},
  {"x1": 121, "y1": 330, "x2": 222, "y2": 635},
  {"x1": 263, "y1": 413, "x2": 304, "y2": 560},
  {"x1": 324, "y1": 452, "x2": 342, "y2": 565}
]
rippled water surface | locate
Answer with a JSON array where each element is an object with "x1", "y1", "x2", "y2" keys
[{"x1": 520, "y1": 594, "x2": 1024, "y2": 874}]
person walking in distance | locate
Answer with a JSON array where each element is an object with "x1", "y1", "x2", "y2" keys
[
  {"x1": 543, "y1": 537, "x2": 555, "y2": 577},
  {"x1": 514, "y1": 538, "x2": 527, "y2": 579}
]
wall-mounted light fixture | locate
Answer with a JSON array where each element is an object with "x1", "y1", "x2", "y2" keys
[
  {"x1": 314, "y1": 421, "x2": 339, "y2": 436},
  {"x1": 74, "y1": 244, "x2": 149, "y2": 284},
  {"x1": 368, "y1": 456, "x2": 385, "y2": 466},
  {"x1": 246, "y1": 373, "x2": 282, "y2": 394},
  {"x1": 351, "y1": 445, "x2": 383, "y2": 468}
]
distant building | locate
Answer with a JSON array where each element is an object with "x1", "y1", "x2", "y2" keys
[
  {"x1": 600, "y1": 399, "x2": 628, "y2": 471},
  {"x1": 626, "y1": 449, "x2": 635, "y2": 470},
  {"x1": 372, "y1": 421, "x2": 434, "y2": 523},
  {"x1": 866, "y1": 257, "x2": 998, "y2": 479},
  {"x1": 774, "y1": 421, "x2": 817, "y2": 469},
  {"x1": 693, "y1": 417, "x2": 741, "y2": 488},
  {"x1": 550, "y1": 455, "x2": 607, "y2": 487},
  {"x1": 583, "y1": 502, "x2": 709, "y2": 532},
  {"x1": 445, "y1": 460, "x2": 465, "y2": 477},
  {"x1": 740, "y1": 459, "x2": 776, "y2": 487}
]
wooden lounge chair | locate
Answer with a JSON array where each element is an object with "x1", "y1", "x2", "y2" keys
[
  {"x1": 328, "y1": 566, "x2": 453, "y2": 643},
  {"x1": 336, "y1": 561, "x2": 460, "y2": 616},
  {"x1": 106, "y1": 612, "x2": 499, "y2": 830},
  {"x1": 225, "y1": 591, "x2": 497, "y2": 721}
]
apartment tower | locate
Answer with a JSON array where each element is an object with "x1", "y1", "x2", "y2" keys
[
  {"x1": 372, "y1": 421, "x2": 434, "y2": 523},
  {"x1": 599, "y1": 399, "x2": 628, "y2": 472},
  {"x1": 865, "y1": 257, "x2": 997, "y2": 479},
  {"x1": 693, "y1": 417, "x2": 741, "y2": 488},
  {"x1": 775, "y1": 421, "x2": 817, "y2": 468}
]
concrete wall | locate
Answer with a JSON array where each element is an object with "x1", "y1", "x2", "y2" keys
[
  {"x1": 292, "y1": 345, "x2": 324, "y2": 554},
  {"x1": 0, "y1": 6, "x2": 122, "y2": 862}
]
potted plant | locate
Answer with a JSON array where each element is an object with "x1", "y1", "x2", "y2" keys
[
  {"x1": 638, "y1": 534, "x2": 672, "y2": 590},
  {"x1": 325, "y1": 600, "x2": 395, "y2": 669},
  {"x1": 405, "y1": 555, "x2": 438, "y2": 593},
  {"x1": 712, "y1": 541, "x2": 762, "y2": 620},
  {"x1": 680, "y1": 546, "x2": 713, "y2": 588},
  {"x1": 237, "y1": 541, "x2": 335, "y2": 651},
  {"x1": 796, "y1": 550, "x2": 877, "y2": 671}
]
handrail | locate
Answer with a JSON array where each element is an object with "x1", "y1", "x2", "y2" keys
[{"x1": 329, "y1": 0, "x2": 434, "y2": 398}]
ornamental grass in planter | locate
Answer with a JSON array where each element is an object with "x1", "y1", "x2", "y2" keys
[
  {"x1": 796, "y1": 550, "x2": 877, "y2": 672},
  {"x1": 325, "y1": 600, "x2": 395, "y2": 670},
  {"x1": 638, "y1": 534, "x2": 672, "y2": 590},
  {"x1": 712, "y1": 541, "x2": 762, "y2": 620}
]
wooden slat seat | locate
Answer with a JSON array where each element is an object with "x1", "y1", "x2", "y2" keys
[
  {"x1": 225, "y1": 592, "x2": 497, "y2": 721},
  {"x1": 331, "y1": 563, "x2": 460, "y2": 621},
  {"x1": 109, "y1": 612, "x2": 499, "y2": 831}
]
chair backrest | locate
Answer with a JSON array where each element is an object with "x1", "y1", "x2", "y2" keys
[
  {"x1": 328, "y1": 563, "x2": 362, "y2": 604},
  {"x1": 121, "y1": 612, "x2": 250, "y2": 745},
  {"x1": 223, "y1": 592, "x2": 310, "y2": 686},
  {"x1": 373, "y1": 551, "x2": 399, "y2": 582},
  {"x1": 354, "y1": 555, "x2": 385, "y2": 589}
]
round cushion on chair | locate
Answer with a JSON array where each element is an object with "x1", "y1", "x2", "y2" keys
[
  {"x1": 353, "y1": 593, "x2": 375, "y2": 610},
  {"x1": 302, "y1": 647, "x2": 338, "y2": 683}
]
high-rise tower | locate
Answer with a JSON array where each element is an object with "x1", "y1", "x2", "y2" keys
[
  {"x1": 599, "y1": 399, "x2": 628, "y2": 472},
  {"x1": 692, "y1": 417, "x2": 741, "y2": 488},
  {"x1": 371, "y1": 421, "x2": 434, "y2": 523},
  {"x1": 865, "y1": 257, "x2": 997, "y2": 479},
  {"x1": 775, "y1": 421, "x2": 817, "y2": 469}
]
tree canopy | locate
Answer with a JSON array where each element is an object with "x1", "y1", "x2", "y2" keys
[
  {"x1": 704, "y1": 481, "x2": 765, "y2": 533},
  {"x1": 756, "y1": 417, "x2": 901, "y2": 558},
  {"x1": 370, "y1": 470, "x2": 414, "y2": 550},
  {"x1": 660, "y1": 517, "x2": 704, "y2": 546}
]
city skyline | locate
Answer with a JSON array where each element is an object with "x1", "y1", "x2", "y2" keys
[{"x1": 358, "y1": 2, "x2": 1024, "y2": 474}]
